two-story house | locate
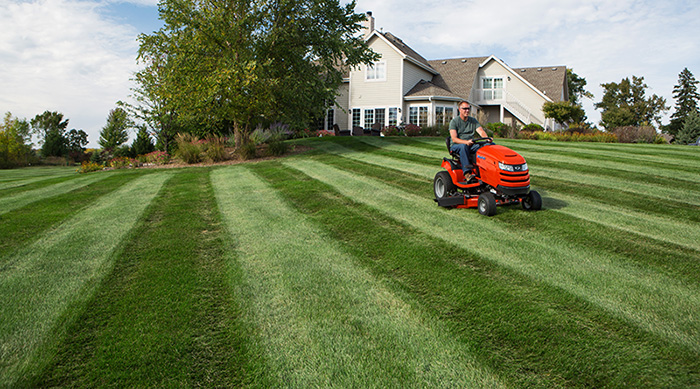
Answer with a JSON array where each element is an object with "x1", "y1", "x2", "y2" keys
[{"x1": 325, "y1": 12, "x2": 568, "y2": 133}]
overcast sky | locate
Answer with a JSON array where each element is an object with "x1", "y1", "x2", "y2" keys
[{"x1": 1, "y1": 0, "x2": 698, "y2": 147}]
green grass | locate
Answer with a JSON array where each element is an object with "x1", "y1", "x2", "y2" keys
[{"x1": 1, "y1": 138, "x2": 699, "y2": 387}]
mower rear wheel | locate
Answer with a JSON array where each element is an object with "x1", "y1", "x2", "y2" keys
[
  {"x1": 478, "y1": 192, "x2": 497, "y2": 216},
  {"x1": 522, "y1": 190, "x2": 542, "y2": 211},
  {"x1": 434, "y1": 171, "x2": 457, "y2": 200}
]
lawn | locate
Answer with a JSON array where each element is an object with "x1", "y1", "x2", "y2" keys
[{"x1": 1, "y1": 137, "x2": 699, "y2": 387}]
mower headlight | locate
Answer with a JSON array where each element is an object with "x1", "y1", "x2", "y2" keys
[{"x1": 499, "y1": 162, "x2": 528, "y2": 172}]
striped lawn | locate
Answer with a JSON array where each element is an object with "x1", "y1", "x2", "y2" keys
[
  {"x1": 0, "y1": 172, "x2": 171, "y2": 385},
  {"x1": 1, "y1": 138, "x2": 698, "y2": 387},
  {"x1": 211, "y1": 166, "x2": 504, "y2": 388}
]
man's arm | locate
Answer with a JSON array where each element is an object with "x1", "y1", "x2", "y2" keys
[
  {"x1": 450, "y1": 129, "x2": 472, "y2": 145},
  {"x1": 476, "y1": 126, "x2": 488, "y2": 138}
]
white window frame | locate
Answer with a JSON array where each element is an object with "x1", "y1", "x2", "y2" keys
[
  {"x1": 388, "y1": 107, "x2": 398, "y2": 126},
  {"x1": 481, "y1": 76, "x2": 505, "y2": 100},
  {"x1": 365, "y1": 61, "x2": 386, "y2": 82}
]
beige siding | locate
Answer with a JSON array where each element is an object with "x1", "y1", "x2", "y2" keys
[
  {"x1": 349, "y1": 36, "x2": 403, "y2": 109},
  {"x1": 478, "y1": 60, "x2": 549, "y2": 125},
  {"x1": 402, "y1": 62, "x2": 434, "y2": 95}
]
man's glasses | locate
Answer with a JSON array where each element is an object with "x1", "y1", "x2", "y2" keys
[{"x1": 460, "y1": 107, "x2": 471, "y2": 111}]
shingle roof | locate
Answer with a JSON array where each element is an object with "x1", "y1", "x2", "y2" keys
[
  {"x1": 512, "y1": 66, "x2": 568, "y2": 102},
  {"x1": 405, "y1": 79, "x2": 461, "y2": 99},
  {"x1": 380, "y1": 32, "x2": 435, "y2": 72},
  {"x1": 427, "y1": 57, "x2": 490, "y2": 101}
]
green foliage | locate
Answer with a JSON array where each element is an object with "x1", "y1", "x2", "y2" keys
[
  {"x1": 131, "y1": 126, "x2": 155, "y2": 157},
  {"x1": 595, "y1": 75, "x2": 669, "y2": 129},
  {"x1": 31, "y1": 111, "x2": 70, "y2": 158},
  {"x1": 521, "y1": 123, "x2": 544, "y2": 132},
  {"x1": 667, "y1": 68, "x2": 700, "y2": 136},
  {"x1": 404, "y1": 124, "x2": 421, "y2": 137},
  {"x1": 543, "y1": 101, "x2": 586, "y2": 127},
  {"x1": 610, "y1": 126, "x2": 657, "y2": 143},
  {"x1": 567, "y1": 68, "x2": 594, "y2": 105},
  {"x1": 0, "y1": 112, "x2": 34, "y2": 168},
  {"x1": 134, "y1": 0, "x2": 379, "y2": 145},
  {"x1": 381, "y1": 125, "x2": 401, "y2": 136},
  {"x1": 174, "y1": 133, "x2": 203, "y2": 164},
  {"x1": 517, "y1": 130, "x2": 618, "y2": 142},
  {"x1": 204, "y1": 136, "x2": 227, "y2": 162},
  {"x1": 676, "y1": 110, "x2": 700, "y2": 145},
  {"x1": 76, "y1": 161, "x2": 104, "y2": 173},
  {"x1": 486, "y1": 122, "x2": 510, "y2": 138},
  {"x1": 41, "y1": 128, "x2": 68, "y2": 158},
  {"x1": 99, "y1": 108, "x2": 131, "y2": 150},
  {"x1": 237, "y1": 142, "x2": 257, "y2": 160}
]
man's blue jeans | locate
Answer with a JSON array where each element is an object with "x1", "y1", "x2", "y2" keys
[{"x1": 450, "y1": 143, "x2": 481, "y2": 172}]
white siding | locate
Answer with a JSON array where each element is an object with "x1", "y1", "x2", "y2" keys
[{"x1": 349, "y1": 36, "x2": 403, "y2": 108}]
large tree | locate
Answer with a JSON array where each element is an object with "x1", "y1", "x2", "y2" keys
[
  {"x1": 31, "y1": 111, "x2": 70, "y2": 157},
  {"x1": 595, "y1": 75, "x2": 668, "y2": 129},
  {"x1": 542, "y1": 101, "x2": 586, "y2": 127},
  {"x1": 0, "y1": 112, "x2": 33, "y2": 168},
  {"x1": 676, "y1": 110, "x2": 700, "y2": 145},
  {"x1": 99, "y1": 108, "x2": 131, "y2": 150},
  {"x1": 666, "y1": 68, "x2": 700, "y2": 137},
  {"x1": 134, "y1": 0, "x2": 378, "y2": 147}
]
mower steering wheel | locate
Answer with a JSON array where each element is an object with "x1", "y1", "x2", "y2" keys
[{"x1": 472, "y1": 137, "x2": 493, "y2": 144}]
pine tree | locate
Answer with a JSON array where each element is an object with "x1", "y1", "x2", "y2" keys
[
  {"x1": 667, "y1": 68, "x2": 700, "y2": 136},
  {"x1": 99, "y1": 108, "x2": 131, "y2": 150},
  {"x1": 131, "y1": 125, "x2": 155, "y2": 156},
  {"x1": 676, "y1": 110, "x2": 700, "y2": 145}
]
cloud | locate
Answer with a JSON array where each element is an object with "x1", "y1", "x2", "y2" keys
[
  {"x1": 353, "y1": 0, "x2": 700, "y2": 125},
  {"x1": 0, "y1": 0, "x2": 142, "y2": 146}
]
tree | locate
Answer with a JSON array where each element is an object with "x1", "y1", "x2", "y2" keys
[
  {"x1": 666, "y1": 68, "x2": 700, "y2": 137},
  {"x1": 99, "y1": 107, "x2": 131, "y2": 150},
  {"x1": 567, "y1": 69, "x2": 593, "y2": 106},
  {"x1": 676, "y1": 110, "x2": 700, "y2": 145},
  {"x1": 31, "y1": 111, "x2": 69, "y2": 157},
  {"x1": 0, "y1": 112, "x2": 33, "y2": 168},
  {"x1": 131, "y1": 125, "x2": 155, "y2": 156},
  {"x1": 595, "y1": 76, "x2": 668, "y2": 129},
  {"x1": 134, "y1": 0, "x2": 378, "y2": 147},
  {"x1": 542, "y1": 101, "x2": 586, "y2": 128},
  {"x1": 66, "y1": 129, "x2": 89, "y2": 161}
]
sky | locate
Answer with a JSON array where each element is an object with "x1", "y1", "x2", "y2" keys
[{"x1": 1, "y1": 0, "x2": 698, "y2": 147}]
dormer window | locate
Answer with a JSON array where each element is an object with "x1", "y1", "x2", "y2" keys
[{"x1": 365, "y1": 61, "x2": 386, "y2": 81}]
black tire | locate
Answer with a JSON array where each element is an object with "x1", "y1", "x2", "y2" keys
[
  {"x1": 522, "y1": 190, "x2": 542, "y2": 211},
  {"x1": 434, "y1": 171, "x2": 457, "y2": 200},
  {"x1": 478, "y1": 192, "x2": 497, "y2": 216}
]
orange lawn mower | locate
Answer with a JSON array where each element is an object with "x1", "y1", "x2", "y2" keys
[{"x1": 433, "y1": 137, "x2": 542, "y2": 216}]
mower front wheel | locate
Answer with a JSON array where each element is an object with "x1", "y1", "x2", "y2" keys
[
  {"x1": 478, "y1": 192, "x2": 497, "y2": 216},
  {"x1": 434, "y1": 171, "x2": 457, "y2": 200},
  {"x1": 521, "y1": 190, "x2": 542, "y2": 211}
]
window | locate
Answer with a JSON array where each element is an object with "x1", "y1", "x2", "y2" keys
[
  {"x1": 435, "y1": 106, "x2": 455, "y2": 126},
  {"x1": 482, "y1": 77, "x2": 504, "y2": 100},
  {"x1": 366, "y1": 62, "x2": 386, "y2": 81},
  {"x1": 374, "y1": 108, "x2": 385, "y2": 128},
  {"x1": 409, "y1": 107, "x2": 418, "y2": 125},
  {"x1": 352, "y1": 109, "x2": 361, "y2": 128},
  {"x1": 326, "y1": 109, "x2": 334, "y2": 130},
  {"x1": 364, "y1": 109, "x2": 374, "y2": 129},
  {"x1": 419, "y1": 107, "x2": 428, "y2": 127},
  {"x1": 388, "y1": 108, "x2": 398, "y2": 126}
]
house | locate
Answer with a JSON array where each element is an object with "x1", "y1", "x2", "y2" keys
[{"x1": 325, "y1": 12, "x2": 568, "y2": 133}]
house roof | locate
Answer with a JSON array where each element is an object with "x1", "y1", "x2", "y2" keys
[
  {"x1": 427, "y1": 57, "x2": 490, "y2": 101},
  {"x1": 380, "y1": 32, "x2": 435, "y2": 71},
  {"x1": 512, "y1": 66, "x2": 568, "y2": 102},
  {"x1": 404, "y1": 79, "x2": 461, "y2": 100}
]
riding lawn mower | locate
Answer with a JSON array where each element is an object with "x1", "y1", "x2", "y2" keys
[{"x1": 433, "y1": 137, "x2": 542, "y2": 216}]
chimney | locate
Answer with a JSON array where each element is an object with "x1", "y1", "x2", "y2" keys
[{"x1": 363, "y1": 11, "x2": 375, "y2": 39}]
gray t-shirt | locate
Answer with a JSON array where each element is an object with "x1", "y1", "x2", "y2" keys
[{"x1": 448, "y1": 116, "x2": 481, "y2": 145}]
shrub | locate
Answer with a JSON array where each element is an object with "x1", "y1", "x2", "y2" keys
[
  {"x1": 404, "y1": 124, "x2": 421, "y2": 137},
  {"x1": 237, "y1": 142, "x2": 257, "y2": 160},
  {"x1": 174, "y1": 133, "x2": 202, "y2": 164},
  {"x1": 140, "y1": 150, "x2": 170, "y2": 165},
  {"x1": 611, "y1": 126, "x2": 657, "y2": 143},
  {"x1": 76, "y1": 161, "x2": 104, "y2": 173},
  {"x1": 204, "y1": 135, "x2": 227, "y2": 163},
  {"x1": 421, "y1": 124, "x2": 449, "y2": 137},
  {"x1": 316, "y1": 130, "x2": 335, "y2": 137},
  {"x1": 521, "y1": 123, "x2": 544, "y2": 133},
  {"x1": 486, "y1": 122, "x2": 510, "y2": 138},
  {"x1": 382, "y1": 125, "x2": 401, "y2": 136},
  {"x1": 522, "y1": 130, "x2": 617, "y2": 143},
  {"x1": 108, "y1": 156, "x2": 137, "y2": 169}
]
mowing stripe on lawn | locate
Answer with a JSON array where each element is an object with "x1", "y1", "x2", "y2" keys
[
  {"x1": 0, "y1": 167, "x2": 77, "y2": 189},
  {"x1": 35, "y1": 169, "x2": 267, "y2": 387},
  {"x1": 0, "y1": 172, "x2": 110, "y2": 215},
  {"x1": 211, "y1": 166, "x2": 504, "y2": 388},
  {"x1": 0, "y1": 171, "x2": 147, "y2": 261},
  {"x1": 285, "y1": 159, "x2": 700, "y2": 354},
  {"x1": 0, "y1": 172, "x2": 171, "y2": 386}
]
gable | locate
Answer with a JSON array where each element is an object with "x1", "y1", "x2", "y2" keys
[{"x1": 513, "y1": 66, "x2": 568, "y2": 102}]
